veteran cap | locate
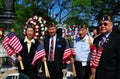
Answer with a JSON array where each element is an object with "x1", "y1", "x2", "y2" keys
[
  {"x1": 48, "y1": 22, "x2": 56, "y2": 28},
  {"x1": 78, "y1": 24, "x2": 87, "y2": 29},
  {"x1": 27, "y1": 23, "x2": 34, "y2": 28},
  {"x1": 100, "y1": 15, "x2": 112, "y2": 22}
]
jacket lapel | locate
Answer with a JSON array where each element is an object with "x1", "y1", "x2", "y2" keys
[
  {"x1": 103, "y1": 31, "x2": 115, "y2": 47},
  {"x1": 55, "y1": 36, "x2": 60, "y2": 53},
  {"x1": 24, "y1": 42, "x2": 29, "y2": 54}
]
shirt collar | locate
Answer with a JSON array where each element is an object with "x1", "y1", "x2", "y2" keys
[
  {"x1": 76, "y1": 35, "x2": 88, "y2": 42},
  {"x1": 24, "y1": 36, "x2": 35, "y2": 44},
  {"x1": 103, "y1": 31, "x2": 112, "y2": 38},
  {"x1": 80, "y1": 35, "x2": 88, "y2": 41},
  {"x1": 50, "y1": 34, "x2": 57, "y2": 39}
]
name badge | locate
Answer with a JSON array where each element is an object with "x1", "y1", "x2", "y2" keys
[{"x1": 57, "y1": 45, "x2": 62, "y2": 48}]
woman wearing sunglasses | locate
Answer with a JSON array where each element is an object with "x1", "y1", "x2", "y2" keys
[{"x1": 90, "y1": 15, "x2": 120, "y2": 79}]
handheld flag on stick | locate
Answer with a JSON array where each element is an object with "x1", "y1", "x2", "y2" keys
[
  {"x1": 90, "y1": 45, "x2": 103, "y2": 79},
  {"x1": 63, "y1": 44, "x2": 72, "y2": 64},
  {"x1": 32, "y1": 43, "x2": 50, "y2": 78},
  {"x1": 2, "y1": 32, "x2": 24, "y2": 70},
  {"x1": 32, "y1": 43, "x2": 46, "y2": 65},
  {"x1": 63, "y1": 43, "x2": 76, "y2": 77},
  {"x1": 63, "y1": 44, "x2": 76, "y2": 64}
]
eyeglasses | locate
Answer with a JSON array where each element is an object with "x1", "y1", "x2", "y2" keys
[{"x1": 99, "y1": 22, "x2": 108, "y2": 26}]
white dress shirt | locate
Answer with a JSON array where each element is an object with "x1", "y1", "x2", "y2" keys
[
  {"x1": 73, "y1": 35, "x2": 93, "y2": 66},
  {"x1": 24, "y1": 36, "x2": 35, "y2": 53},
  {"x1": 49, "y1": 34, "x2": 57, "y2": 54}
]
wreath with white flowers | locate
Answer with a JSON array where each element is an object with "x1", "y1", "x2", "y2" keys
[
  {"x1": 0, "y1": 28, "x2": 3, "y2": 38},
  {"x1": 68, "y1": 25, "x2": 78, "y2": 40},
  {"x1": 24, "y1": 15, "x2": 48, "y2": 40}
]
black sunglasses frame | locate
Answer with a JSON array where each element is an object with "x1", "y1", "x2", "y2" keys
[{"x1": 99, "y1": 22, "x2": 108, "y2": 26}]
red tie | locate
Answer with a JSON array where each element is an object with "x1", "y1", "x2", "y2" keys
[{"x1": 50, "y1": 38, "x2": 54, "y2": 61}]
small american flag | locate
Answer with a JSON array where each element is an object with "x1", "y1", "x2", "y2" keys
[
  {"x1": 2, "y1": 32, "x2": 23, "y2": 56},
  {"x1": 32, "y1": 43, "x2": 46, "y2": 66},
  {"x1": 63, "y1": 43, "x2": 76, "y2": 64}
]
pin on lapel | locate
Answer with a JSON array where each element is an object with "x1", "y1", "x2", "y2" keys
[
  {"x1": 105, "y1": 38, "x2": 109, "y2": 43},
  {"x1": 57, "y1": 38, "x2": 59, "y2": 42}
]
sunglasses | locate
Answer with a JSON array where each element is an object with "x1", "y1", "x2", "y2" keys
[{"x1": 99, "y1": 22, "x2": 108, "y2": 26}]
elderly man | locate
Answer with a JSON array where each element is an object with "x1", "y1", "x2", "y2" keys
[
  {"x1": 43, "y1": 22, "x2": 66, "y2": 79},
  {"x1": 73, "y1": 24, "x2": 93, "y2": 79},
  {"x1": 90, "y1": 15, "x2": 120, "y2": 79}
]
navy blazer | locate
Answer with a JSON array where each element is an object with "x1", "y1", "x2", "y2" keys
[{"x1": 44, "y1": 35, "x2": 66, "y2": 73}]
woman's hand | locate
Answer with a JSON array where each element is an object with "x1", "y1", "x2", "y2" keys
[{"x1": 17, "y1": 55, "x2": 22, "y2": 61}]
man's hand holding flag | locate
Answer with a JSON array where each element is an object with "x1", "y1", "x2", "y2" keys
[
  {"x1": 63, "y1": 44, "x2": 76, "y2": 64},
  {"x1": 32, "y1": 43, "x2": 50, "y2": 78},
  {"x1": 63, "y1": 43, "x2": 76, "y2": 77}
]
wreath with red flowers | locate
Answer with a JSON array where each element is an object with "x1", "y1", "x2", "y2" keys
[
  {"x1": 24, "y1": 15, "x2": 48, "y2": 40},
  {"x1": 0, "y1": 27, "x2": 4, "y2": 42},
  {"x1": 0, "y1": 28, "x2": 3, "y2": 38},
  {"x1": 68, "y1": 25, "x2": 78, "y2": 40}
]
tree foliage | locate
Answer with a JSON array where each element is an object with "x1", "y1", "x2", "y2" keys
[
  {"x1": 11, "y1": 0, "x2": 56, "y2": 38},
  {"x1": 0, "y1": 0, "x2": 120, "y2": 39},
  {"x1": 63, "y1": 0, "x2": 120, "y2": 27},
  {"x1": 0, "y1": 0, "x2": 3, "y2": 14}
]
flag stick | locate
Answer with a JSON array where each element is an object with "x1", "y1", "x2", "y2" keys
[
  {"x1": 19, "y1": 60, "x2": 24, "y2": 70},
  {"x1": 71, "y1": 57, "x2": 76, "y2": 77},
  {"x1": 72, "y1": 62, "x2": 76, "y2": 77},
  {"x1": 89, "y1": 72, "x2": 95, "y2": 79},
  {"x1": 44, "y1": 60, "x2": 50, "y2": 78},
  {"x1": 18, "y1": 55, "x2": 24, "y2": 70}
]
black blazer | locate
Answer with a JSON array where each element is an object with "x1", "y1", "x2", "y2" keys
[
  {"x1": 44, "y1": 35, "x2": 66, "y2": 73},
  {"x1": 18, "y1": 39, "x2": 39, "y2": 79},
  {"x1": 94, "y1": 30, "x2": 120, "y2": 79}
]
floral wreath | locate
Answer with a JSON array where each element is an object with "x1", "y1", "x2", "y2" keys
[
  {"x1": 0, "y1": 27, "x2": 4, "y2": 42},
  {"x1": 24, "y1": 15, "x2": 48, "y2": 40},
  {"x1": 0, "y1": 28, "x2": 3, "y2": 39},
  {"x1": 68, "y1": 25, "x2": 78, "y2": 40}
]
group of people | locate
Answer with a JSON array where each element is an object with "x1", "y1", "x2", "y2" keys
[{"x1": 16, "y1": 15, "x2": 120, "y2": 79}]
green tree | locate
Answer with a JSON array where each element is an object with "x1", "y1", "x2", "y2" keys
[
  {"x1": 62, "y1": 0, "x2": 91, "y2": 26},
  {"x1": 11, "y1": 0, "x2": 56, "y2": 38},
  {"x1": 0, "y1": 0, "x2": 3, "y2": 14},
  {"x1": 63, "y1": 0, "x2": 120, "y2": 27}
]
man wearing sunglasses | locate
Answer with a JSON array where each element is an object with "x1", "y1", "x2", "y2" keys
[{"x1": 90, "y1": 15, "x2": 120, "y2": 79}]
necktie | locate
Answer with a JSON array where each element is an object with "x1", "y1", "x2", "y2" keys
[
  {"x1": 50, "y1": 38, "x2": 54, "y2": 61},
  {"x1": 99, "y1": 36, "x2": 106, "y2": 47}
]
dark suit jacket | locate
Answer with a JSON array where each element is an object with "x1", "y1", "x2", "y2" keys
[
  {"x1": 44, "y1": 35, "x2": 66, "y2": 74},
  {"x1": 17, "y1": 39, "x2": 39, "y2": 79},
  {"x1": 94, "y1": 30, "x2": 120, "y2": 79}
]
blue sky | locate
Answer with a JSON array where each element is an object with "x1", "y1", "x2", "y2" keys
[{"x1": 48, "y1": 0, "x2": 71, "y2": 23}]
